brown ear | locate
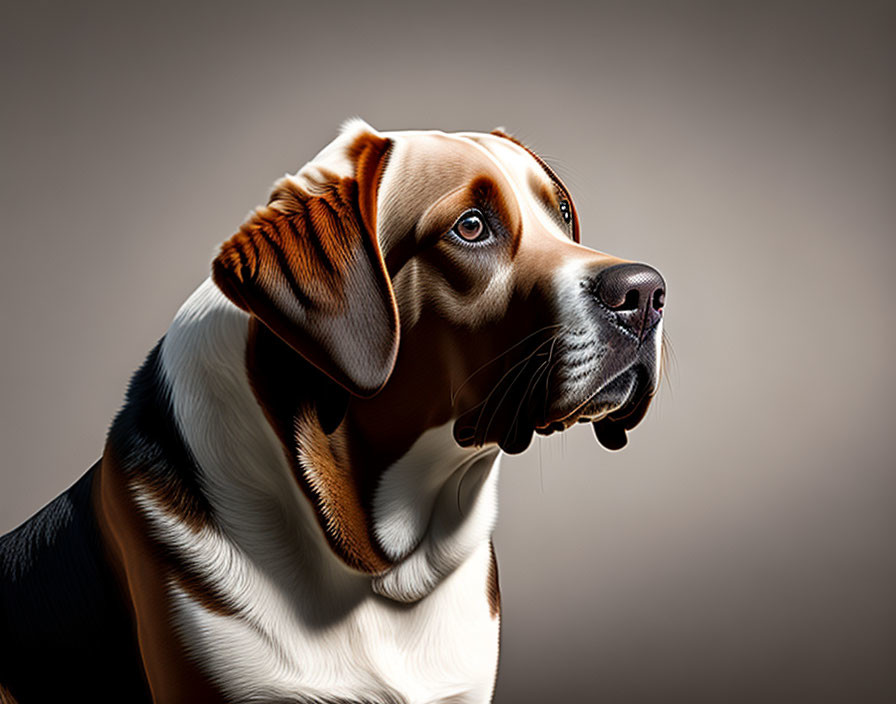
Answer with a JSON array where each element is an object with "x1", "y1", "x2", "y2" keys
[{"x1": 212, "y1": 130, "x2": 397, "y2": 397}]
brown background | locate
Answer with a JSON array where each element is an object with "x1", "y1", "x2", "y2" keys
[{"x1": 2, "y1": 1, "x2": 894, "y2": 702}]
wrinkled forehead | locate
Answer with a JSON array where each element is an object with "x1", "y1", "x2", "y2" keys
[{"x1": 376, "y1": 129, "x2": 573, "y2": 252}]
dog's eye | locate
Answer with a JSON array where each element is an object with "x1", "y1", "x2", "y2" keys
[
  {"x1": 559, "y1": 199, "x2": 572, "y2": 224},
  {"x1": 452, "y1": 211, "x2": 490, "y2": 243}
]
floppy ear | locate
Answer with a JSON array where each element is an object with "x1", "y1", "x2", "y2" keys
[{"x1": 212, "y1": 124, "x2": 398, "y2": 398}]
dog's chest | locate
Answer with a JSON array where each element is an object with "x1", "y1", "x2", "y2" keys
[
  {"x1": 169, "y1": 539, "x2": 499, "y2": 704},
  {"x1": 153, "y1": 282, "x2": 501, "y2": 702}
]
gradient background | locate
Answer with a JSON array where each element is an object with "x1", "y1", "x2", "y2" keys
[{"x1": 2, "y1": 1, "x2": 894, "y2": 701}]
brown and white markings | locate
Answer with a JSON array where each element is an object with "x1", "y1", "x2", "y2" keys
[{"x1": 0, "y1": 120, "x2": 664, "y2": 703}]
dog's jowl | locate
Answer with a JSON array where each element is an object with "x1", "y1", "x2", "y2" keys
[{"x1": 0, "y1": 121, "x2": 665, "y2": 704}]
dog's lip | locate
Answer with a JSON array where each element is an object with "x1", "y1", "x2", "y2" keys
[
  {"x1": 591, "y1": 382, "x2": 655, "y2": 450},
  {"x1": 534, "y1": 367, "x2": 655, "y2": 448},
  {"x1": 533, "y1": 405, "x2": 616, "y2": 436},
  {"x1": 535, "y1": 368, "x2": 635, "y2": 431},
  {"x1": 454, "y1": 355, "x2": 656, "y2": 454}
]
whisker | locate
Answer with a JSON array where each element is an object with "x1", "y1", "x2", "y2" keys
[
  {"x1": 458, "y1": 356, "x2": 534, "y2": 419},
  {"x1": 459, "y1": 334, "x2": 558, "y2": 422},
  {"x1": 508, "y1": 339, "x2": 558, "y2": 439},
  {"x1": 660, "y1": 330, "x2": 677, "y2": 397},
  {"x1": 507, "y1": 359, "x2": 549, "y2": 438},
  {"x1": 540, "y1": 336, "x2": 562, "y2": 422},
  {"x1": 450, "y1": 324, "x2": 563, "y2": 406},
  {"x1": 480, "y1": 350, "x2": 546, "y2": 444},
  {"x1": 472, "y1": 335, "x2": 559, "y2": 445}
]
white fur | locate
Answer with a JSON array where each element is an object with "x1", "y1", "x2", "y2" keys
[
  {"x1": 372, "y1": 427, "x2": 497, "y2": 561},
  {"x1": 551, "y1": 258, "x2": 604, "y2": 403},
  {"x1": 155, "y1": 279, "x2": 500, "y2": 704},
  {"x1": 372, "y1": 439, "x2": 500, "y2": 602}
]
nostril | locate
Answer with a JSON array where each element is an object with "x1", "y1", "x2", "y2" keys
[
  {"x1": 620, "y1": 289, "x2": 640, "y2": 311},
  {"x1": 652, "y1": 289, "x2": 665, "y2": 311}
]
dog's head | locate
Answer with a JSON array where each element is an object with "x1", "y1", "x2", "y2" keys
[
  {"x1": 211, "y1": 120, "x2": 666, "y2": 577},
  {"x1": 214, "y1": 120, "x2": 665, "y2": 462},
  {"x1": 213, "y1": 120, "x2": 664, "y2": 461}
]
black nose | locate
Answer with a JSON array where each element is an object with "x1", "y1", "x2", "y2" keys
[{"x1": 592, "y1": 263, "x2": 665, "y2": 340}]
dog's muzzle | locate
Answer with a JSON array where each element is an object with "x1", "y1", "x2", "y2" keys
[
  {"x1": 453, "y1": 262, "x2": 665, "y2": 455},
  {"x1": 586, "y1": 262, "x2": 665, "y2": 449}
]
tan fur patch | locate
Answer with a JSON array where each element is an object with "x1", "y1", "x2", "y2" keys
[{"x1": 294, "y1": 409, "x2": 392, "y2": 574}]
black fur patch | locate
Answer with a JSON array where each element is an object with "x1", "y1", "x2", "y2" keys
[
  {"x1": 106, "y1": 339, "x2": 213, "y2": 524},
  {"x1": 0, "y1": 339, "x2": 209, "y2": 700},
  {"x1": 0, "y1": 468, "x2": 152, "y2": 701}
]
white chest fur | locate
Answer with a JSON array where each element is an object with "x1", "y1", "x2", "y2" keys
[{"x1": 144, "y1": 279, "x2": 501, "y2": 703}]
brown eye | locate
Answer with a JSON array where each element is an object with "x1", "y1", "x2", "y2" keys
[{"x1": 452, "y1": 211, "x2": 489, "y2": 242}]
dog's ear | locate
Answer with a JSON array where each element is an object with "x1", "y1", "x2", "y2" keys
[{"x1": 212, "y1": 122, "x2": 398, "y2": 398}]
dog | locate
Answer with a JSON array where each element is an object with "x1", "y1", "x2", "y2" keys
[{"x1": 0, "y1": 120, "x2": 665, "y2": 703}]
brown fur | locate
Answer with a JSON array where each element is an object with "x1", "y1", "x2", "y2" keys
[
  {"x1": 213, "y1": 139, "x2": 398, "y2": 398},
  {"x1": 94, "y1": 454, "x2": 226, "y2": 702}
]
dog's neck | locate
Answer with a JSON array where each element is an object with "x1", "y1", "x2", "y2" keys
[{"x1": 154, "y1": 278, "x2": 500, "y2": 603}]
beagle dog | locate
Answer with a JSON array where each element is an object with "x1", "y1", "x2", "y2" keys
[{"x1": 0, "y1": 120, "x2": 665, "y2": 703}]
